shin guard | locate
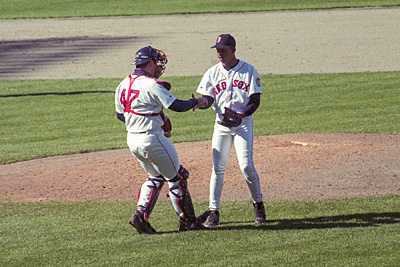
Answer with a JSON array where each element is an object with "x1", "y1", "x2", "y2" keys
[
  {"x1": 137, "y1": 177, "x2": 165, "y2": 221},
  {"x1": 178, "y1": 179, "x2": 197, "y2": 224},
  {"x1": 168, "y1": 165, "x2": 203, "y2": 230}
]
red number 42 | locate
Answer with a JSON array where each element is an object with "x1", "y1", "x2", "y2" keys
[{"x1": 120, "y1": 89, "x2": 140, "y2": 112}]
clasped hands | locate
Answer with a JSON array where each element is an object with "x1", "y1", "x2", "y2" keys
[{"x1": 191, "y1": 93, "x2": 208, "y2": 110}]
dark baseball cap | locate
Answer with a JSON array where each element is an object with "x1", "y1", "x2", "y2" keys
[{"x1": 211, "y1": 34, "x2": 236, "y2": 49}]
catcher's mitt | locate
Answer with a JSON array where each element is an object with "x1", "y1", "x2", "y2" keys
[
  {"x1": 161, "y1": 115, "x2": 172, "y2": 138},
  {"x1": 218, "y1": 107, "x2": 243, "y2": 128}
]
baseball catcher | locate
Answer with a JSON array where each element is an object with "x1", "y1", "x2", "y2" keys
[{"x1": 115, "y1": 45, "x2": 208, "y2": 234}]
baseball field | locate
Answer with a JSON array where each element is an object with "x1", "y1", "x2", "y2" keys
[{"x1": 1, "y1": 1, "x2": 400, "y2": 266}]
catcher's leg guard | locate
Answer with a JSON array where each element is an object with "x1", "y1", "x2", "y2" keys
[
  {"x1": 178, "y1": 216, "x2": 188, "y2": 232},
  {"x1": 178, "y1": 179, "x2": 197, "y2": 224},
  {"x1": 171, "y1": 182, "x2": 203, "y2": 231},
  {"x1": 137, "y1": 176, "x2": 165, "y2": 221},
  {"x1": 168, "y1": 166, "x2": 205, "y2": 231}
]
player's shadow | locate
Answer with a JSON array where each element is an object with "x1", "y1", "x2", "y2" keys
[
  {"x1": 215, "y1": 212, "x2": 400, "y2": 231},
  {"x1": 153, "y1": 212, "x2": 400, "y2": 235}
]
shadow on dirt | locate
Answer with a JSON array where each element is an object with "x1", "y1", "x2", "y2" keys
[
  {"x1": 0, "y1": 91, "x2": 113, "y2": 98},
  {"x1": 0, "y1": 36, "x2": 140, "y2": 79}
]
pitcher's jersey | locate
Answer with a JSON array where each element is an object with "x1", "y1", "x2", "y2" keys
[
  {"x1": 196, "y1": 60, "x2": 262, "y2": 115},
  {"x1": 115, "y1": 74, "x2": 176, "y2": 133}
]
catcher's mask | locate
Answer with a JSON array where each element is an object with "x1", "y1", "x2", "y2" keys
[{"x1": 132, "y1": 46, "x2": 167, "y2": 78}]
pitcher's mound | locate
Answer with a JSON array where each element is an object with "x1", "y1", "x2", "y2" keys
[{"x1": 1, "y1": 133, "x2": 399, "y2": 202}]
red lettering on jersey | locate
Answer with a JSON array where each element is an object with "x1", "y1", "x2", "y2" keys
[
  {"x1": 213, "y1": 81, "x2": 229, "y2": 96},
  {"x1": 221, "y1": 82, "x2": 227, "y2": 90},
  {"x1": 213, "y1": 87, "x2": 218, "y2": 95},
  {"x1": 233, "y1": 80, "x2": 238, "y2": 87},
  {"x1": 232, "y1": 80, "x2": 249, "y2": 91},
  {"x1": 214, "y1": 83, "x2": 223, "y2": 95}
]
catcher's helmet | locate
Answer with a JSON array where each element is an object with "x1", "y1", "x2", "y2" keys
[
  {"x1": 132, "y1": 46, "x2": 167, "y2": 77},
  {"x1": 132, "y1": 46, "x2": 167, "y2": 66}
]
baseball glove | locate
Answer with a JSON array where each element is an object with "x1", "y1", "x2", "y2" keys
[
  {"x1": 161, "y1": 115, "x2": 172, "y2": 138},
  {"x1": 218, "y1": 107, "x2": 243, "y2": 128}
]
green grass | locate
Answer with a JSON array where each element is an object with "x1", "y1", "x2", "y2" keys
[
  {"x1": 1, "y1": 0, "x2": 399, "y2": 19},
  {"x1": 256, "y1": 72, "x2": 400, "y2": 135},
  {"x1": 1, "y1": 195, "x2": 399, "y2": 266},
  {"x1": 0, "y1": 78, "x2": 122, "y2": 164},
  {"x1": 1, "y1": 71, "x2": 399, "y2": 164}
]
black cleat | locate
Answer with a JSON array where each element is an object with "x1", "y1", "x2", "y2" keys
[
  {"x1": 253, "y1": 201, "x2": 266, "y2": 225},
  {"x1": 178, "y1": 216, "x2": 188, "y2": 232},
  {"x1": 204, "y1": 210, "x2": 220, "y2": 227},
  {"x1": 179, "y1": 216, "x2": 207, "y2": 232},
  {"x1": 129, "y1": 211, "x2": 156, "y2": 234},
  {"x1": 196, "y1": 210, "x2": 212, "y2": 224}
]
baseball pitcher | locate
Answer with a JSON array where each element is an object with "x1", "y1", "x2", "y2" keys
[{"x1": 195, "y1": 34, "x2": 266, "y2": 227}]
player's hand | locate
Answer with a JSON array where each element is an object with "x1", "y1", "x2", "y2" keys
[
  {"x1": 161, "y1": 114, "x2": 172, "y2": 138},
  {"x1": 192, "y1": 93, "x2": 208, "y2": 110},
  {"x1": 164, "y1": 131, "x2": 172, "y2": 138},
  {"x1": 191, "y1": 93, "x2": 196, "y2": 111}
]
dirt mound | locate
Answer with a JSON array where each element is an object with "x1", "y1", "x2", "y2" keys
[{"x1": 1, "y1": 133, "x2": 399, "y2": 202}]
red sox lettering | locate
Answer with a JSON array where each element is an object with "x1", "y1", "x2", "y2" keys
[{"x1": 213, "y1": 80, "x2": 250, "y2": 95}]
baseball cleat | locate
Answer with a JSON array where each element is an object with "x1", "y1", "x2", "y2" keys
[
  {"x1": 179, "y1": 216, "x2": 208, "y2": 232},
  {"x1": 188, "y1": 222, "x2": 207, "y2": 231},
  {"x1": 204, "y1": 210, "x2": 220, "y2": 227},
  {"x1": 129, "y1": 211, "x2": 156, "y2": 234},
  {"x1": 196, "y1": 210, "x2": 212, "y2": 224},
  {"x1": 178, "y1": 216, "x2": 188, "y2": 232},
  {"x1": 253, "y1": 201, "x2": 266, "y2": 225}
]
